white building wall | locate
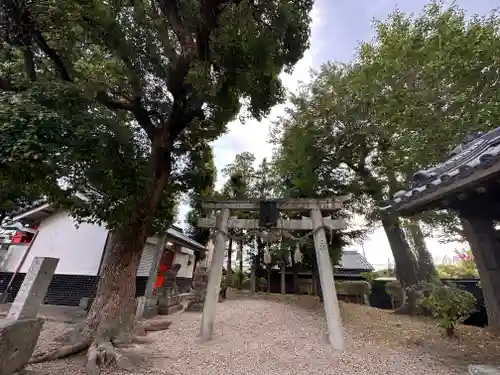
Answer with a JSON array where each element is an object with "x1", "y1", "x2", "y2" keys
[
  {"x1": 173, "y1": 247, "x2": 195, "y2": 279},
  {"x1": 3, "y1": 212, "x2": 109, "y2": 275}
]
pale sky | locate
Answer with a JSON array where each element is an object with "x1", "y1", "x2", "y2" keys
[{"x1": 176, "y1": 0, "x2": 496, "y2": 269}]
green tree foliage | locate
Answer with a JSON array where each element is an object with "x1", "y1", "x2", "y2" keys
[
  {"x1": 0, "y1": 181, "x2": 40, "y2": 223},
  {"x1": 0, "y1": 0, "x2": 314, "y2": 366},
  {"x1": 435, "y1": 249, "x2": 479, "y2": 279},
  {"x1": 271, "y1": 2, "x2": 500, "y2": 310}
]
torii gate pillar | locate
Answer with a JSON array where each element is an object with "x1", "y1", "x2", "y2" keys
[
  {"x1": 310, "y1": 206, "x2": 344, "y2": 350},
  {"x1": 199, "y1": 208, "x2": 229, "y2": 341}
]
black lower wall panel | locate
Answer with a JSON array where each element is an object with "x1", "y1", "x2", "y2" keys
[
  {"x1": 135, "y1": 276, "x2": 148, "y2": 297},
  {"x1": 176, "y1": 277, "x2": 192, "y2": 294},
  {"x1": 45, "y1": 275, "x2": 99, "y2": 306},
  {"x1": 0, "y1": 272, "x2": 193, "y2": 306}
]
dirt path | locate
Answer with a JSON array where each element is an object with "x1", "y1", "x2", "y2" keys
[{"x1": 28, "y1": 297, "x2": 463, "y2": 375}]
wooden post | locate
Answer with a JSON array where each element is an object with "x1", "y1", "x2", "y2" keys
[
  {"x1": 280, "y1": 263, "x2": 286, "y2": 294},
  {"x1": 200, "y1": 208, "x2": 230, "y2": 340},
  {"x1": 250, "y1": 261, "x2": 256, "y2": 294},
  {"x1": 310, "y1": 206, "x2": 345, "y2": 350}
]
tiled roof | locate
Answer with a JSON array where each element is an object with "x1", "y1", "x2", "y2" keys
[
  {"x1": 338, "y1": 250, "x2": 373, "y2": 271},
  {"x1": 381, "y1": 128, "x2": 500, "y2": 214},
  {"x1": 166, "y1": 227, "x2": 206, "y2": 252},
  {"x1": 7, "y1": 199, "x2": 48, "y2": 218}
]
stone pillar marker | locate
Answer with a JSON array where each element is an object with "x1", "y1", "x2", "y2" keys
[
  {"x1": 7, "y1": 257, "x2": 59, "y2": 321},
  {"x1": 200, "y1": 208, "x2": 230, "y2": 340},
  {"x1": 144, "y1": 234, "x2": 167, "y2": 298},
  {"x1": 310, "y1": 206, "x2": 345, "y2": 350},
  {"x1": 141, "y1": 234, "x2": 167, "y2": 318}
]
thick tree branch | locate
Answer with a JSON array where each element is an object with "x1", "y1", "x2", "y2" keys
[
  {"x1": 157, "y1": 0, "x2": 196, "y2": 57},
  {"x1": 81, "y1": 16, "x2": 156, "y2": 140},
  {"x1": 32, "y1": 30, "x2": 71, "y2": 81},
  {"x1": 95, "y1": 92, "x2": 134, "y2": 111}
]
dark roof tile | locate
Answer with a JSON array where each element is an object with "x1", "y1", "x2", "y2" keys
[
  {"x1": 338, "y1": 251, "x2": 373, "y2": 271},
  {"x1": 381, "y1": 128, "x2": 500, "y2": 212}
]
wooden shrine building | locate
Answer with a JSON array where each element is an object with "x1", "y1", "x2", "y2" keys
[{"x1": 380, "y1": 128, "x2": 500, "y2": 331}]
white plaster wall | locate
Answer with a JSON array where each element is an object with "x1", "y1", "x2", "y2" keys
[
  {"x1": 10, "y1": 212, "x2": 108, "y2": 275},
  {"x1": 173, "y1": 247, "x2": 195, "y2": 279}
]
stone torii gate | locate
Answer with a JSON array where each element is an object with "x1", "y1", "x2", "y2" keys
[{"x1": 196, "y1": 196, "x2": 350, "y2": 350}]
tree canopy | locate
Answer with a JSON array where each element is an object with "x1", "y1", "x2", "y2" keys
[
  {"x1": 0, "y1": 0, "x2": 314, "y2": 233},
  {"x1": 0, "y1": 0, "x2": 315, "y2": 366}
]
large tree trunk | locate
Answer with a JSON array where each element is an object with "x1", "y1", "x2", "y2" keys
[
  {"x1": 460, "y1": 215, "x2": 500, "y2": 334},
  {"x1": 406, "y1": 220, "x2": 438, "y2": 283},
  {"x1": 381, "y1": 214, "x2": 419, "y2": 315},
  {"x1": 85, "y1": 225, "x2": 146, "y2": 338},
  {"x1": 226, "y1": 237, "x2": 233, "y2": 286},
  {"x1": 30, "y1": 156, "x2": 171, "y2": 370}
]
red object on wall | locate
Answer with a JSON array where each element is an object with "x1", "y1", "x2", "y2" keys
[
  {"x1": 154, "y1": 251, "x2": 175, "y2": 289},
  {"x1": 11, "y1": 231, "x2": 23, "y2": 244}
]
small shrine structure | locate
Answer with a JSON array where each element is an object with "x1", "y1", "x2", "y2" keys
[
  {"x1": 197, "y1": 197, "x2": 350, "y2": 350},
  {"x1": 380, "y1": 129, "x2": 500, "y2": 331}
]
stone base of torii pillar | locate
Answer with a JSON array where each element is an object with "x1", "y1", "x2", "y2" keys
[{"x1": 196, "y1": 198, "x2": 349, "y2": 351}]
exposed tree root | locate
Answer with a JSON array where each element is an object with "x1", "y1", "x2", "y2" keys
[
  {"x1": 112, "y1": 335, "x2": 153, "y2": 348},
  {"x1": 85, "y1": 338, "x2": 137, "y2": 375},
  {"x1": 53, "y1": 322, "x2": 87, "y2": 344},
  {"x1": 30, "y1": 317, "x2": 170, "y2": 370},
  {"x1": 140, "y1": 317, "x2": 172, "y2": 332},
  {"x1": 29, "y1": 338, "x2": 92, "y2": 364}
]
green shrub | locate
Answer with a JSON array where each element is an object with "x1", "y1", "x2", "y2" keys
[
  {"x1": 341, "y1": 280, "x2": 371, "y2": 296},
  {"x1": 231, "y1": 270, "x2": 247, "y2": 287},
  {"x1": 335, "y1": 280, "x2": 371, "y2": 304},
  {"x1": 360, "y1": 271, "x2": 377, "y2": 285},
  {"x1": 417, "y1": 281, "x2": 476, "y2": 337}
]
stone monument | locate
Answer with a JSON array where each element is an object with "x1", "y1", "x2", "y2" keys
[
  {"x1": 156, "y1": 263, "x2": 182, "y2": 315},
  {"x1": 185, "y1": 265, "x2": 209, "y2": 312},
  {"x1": 0, "y1": 256, "x2": 59, "y2": 375}
]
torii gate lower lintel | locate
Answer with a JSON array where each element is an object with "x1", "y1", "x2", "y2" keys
[{"x1": 196, "y1": 197, "x2": 349, "y2": 351}]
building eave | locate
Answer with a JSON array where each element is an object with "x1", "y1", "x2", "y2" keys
[
  {"x1": 380, "y1": 128, "x2": 500, "y2": 216},
  {"x1": 10, "y1": 203, "x2": 56, "y2": 223},
  {"x1": 166, "y1": 228, "x2": 206, "y2": 253}
]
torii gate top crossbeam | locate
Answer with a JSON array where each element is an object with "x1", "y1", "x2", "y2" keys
[
  {"x1": 201, "y1": 196, "x2": 350, "y2": 212},
  {"x1": 197, "y1": 217, "x2": 346, "y2": 231}
]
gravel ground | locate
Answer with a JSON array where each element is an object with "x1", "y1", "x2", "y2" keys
[{"x1": 27, "y1": 296, "x2": 465, "y2": 375}]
